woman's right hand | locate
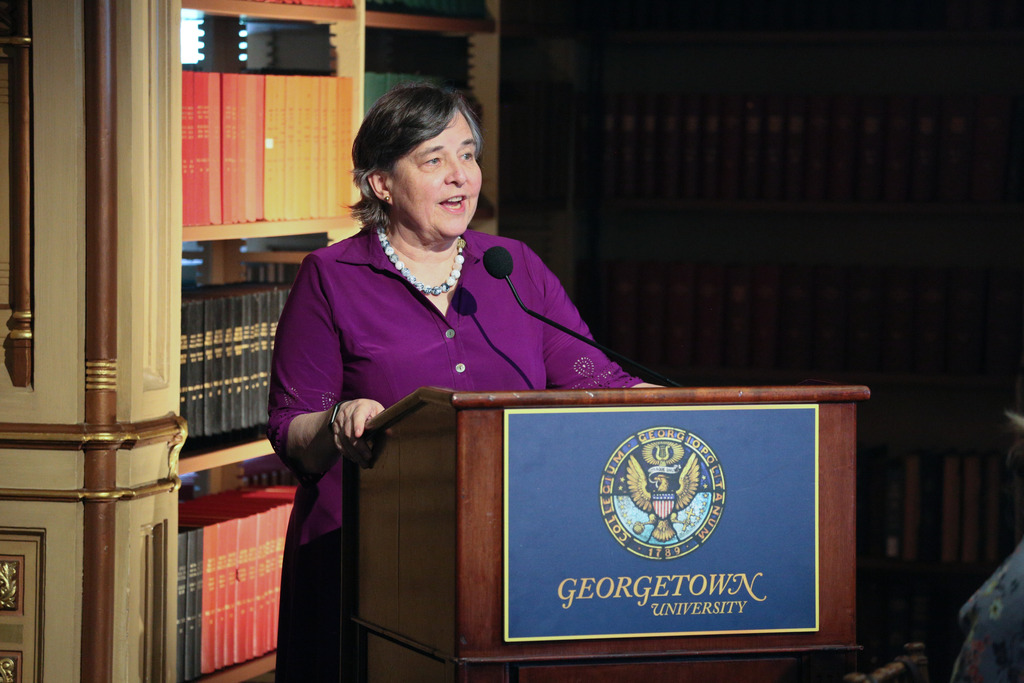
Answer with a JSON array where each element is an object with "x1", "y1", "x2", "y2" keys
[{"x1": 330, "y1": 398, "x2": 385, "y2": 468}]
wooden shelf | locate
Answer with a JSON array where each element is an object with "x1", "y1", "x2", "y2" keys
[
  {"x1": 366, "y1": 10, "x2": 495, "y2": 34},
  {"x1": 195, "y1": 652, "x2": 276, "y2": 683},
  {"x1": 605, "y1": 28, "x2": 1024, "y2": 45},
  {"x1": 184, "y1": 216, "x2": 360, "y2": 242},
  {"x1": 179, "y1": 438, "x2": 275, "y2": 475},
  {"x1": 182, "y1": 0, "x2": 355, "y2": 23},
  {"x1": 602, "y1": 199, "x2": 1024, "y2": 216}
]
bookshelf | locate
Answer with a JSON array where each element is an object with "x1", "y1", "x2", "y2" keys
[
  {"x1": 174, "y1": 1, "x2": 501, "y2": 680},
  {"x1": 495, "y1": 3, "x2": 1024, "y2": 680}
]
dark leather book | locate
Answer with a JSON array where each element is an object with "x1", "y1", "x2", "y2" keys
[
  {"x1": 664, "y1": 264, "x2": 697, "y2": 369},
  {"x1": 912, "y1": 266, "x2": 948, "y2": 374},
  {"x1": 680, "y1": 93, "x2": 704, "y2": 199},
  {"x1": 718, "y1": 93, "x2": 745, "y2": 201},
  {"x1": 740, "y1": 93, "x2": 765, "y2": 200},
  {"x1": 882, "y1": 94, "x2": 914, "y2": 203},
  {"x1": 909, "y1": 94, "x2": 941, "y2": 202},
  {"x1": 760, "y1": 93, "x2": 786, "y2": 201},
  {"x1": 970, "y1": 94, "x2": 1013, "y2": 202},
  {"x1": 826, "y1": 94, "x2": 859, "y2": 202},
  {"x1": 846, "y1": 265, "x2": 885, "y2": 372},
  {"x1": 856, "y1": 95, "x2": 885, "y2": 202},
  {"x1": 937, "y1": 94, "x2": 976, "y2": 203},
  {"x1": 783, "y1": 94, "x2": 807, "y2": 201},
  {"x1": 700, "y1": 93, "x2": 723, "y2": 199},
  {"x1": 693, "y1": 263, "x2": 726, "y2": 368},
  {"x1": 802, "y1": 94, "x2": 831, "y2": 201}
]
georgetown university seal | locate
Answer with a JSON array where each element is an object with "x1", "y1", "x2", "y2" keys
[{"x1": 600, "y1": 427, "x2": 726, "y2": 560}]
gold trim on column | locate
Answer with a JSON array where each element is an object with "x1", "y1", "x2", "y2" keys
[
  {"x1": 0, "y1": 415, "x2": 187, "y2": 501},
  {"x1": 0, "y1": 655, "x2": 15, "y2": 683},
  {"x1": 84, "y1": 359, "x2": 117, "y2": 391},
  {"x1": 0, "y1": 414, "x2": 185, "y2": 452},
  {"x1": 0, "y1": 560, "x2": 16, "y2": 610}
]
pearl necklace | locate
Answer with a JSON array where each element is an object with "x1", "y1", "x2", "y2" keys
[{"x1": 377, "y1": 227, "x2": 466, "y2": 296}]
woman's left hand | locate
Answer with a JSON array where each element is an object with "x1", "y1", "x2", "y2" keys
[{"x1": 330, "y1": 398, "x2": 385, "y2": 468}]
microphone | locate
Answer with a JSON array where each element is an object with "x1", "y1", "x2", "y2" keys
[{"x1": 482, "y1": 246, "x2": 681, "y2": 387}]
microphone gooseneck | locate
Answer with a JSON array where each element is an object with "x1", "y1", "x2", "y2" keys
[{"x1": 482, "y1": 246, "x2": 681, "y2": 387}]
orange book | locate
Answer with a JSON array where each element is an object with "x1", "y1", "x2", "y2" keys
[
  {"x1": 940, "y1": 452, "x2": 962, "y2": 563},
  {"x1": 285, "y1": 76, "x2": 315, "y2": 220},
  {"x1": 960, "y1": 452, "x2": 982, "y2": 563},
  {"x1": 242, "y1": 74, "x2": 266, "y2": 223},
  {"x1": 220, "y1": 73, "x2": 241, "y2": 224},
  {"x1": 337, "y1": 77, "x2": 356, "y2": 211},
  {"x1": 192, "y1": 71, "x2": 210, "y2": 224},
  {"x1": 263, "y1": 75, "x2": 288, "y2": 220},
  {"x1": 310, "y1": 77, "x2": 324, "y2": 218},
  {"x1": 324, "y1": 77, "x2": 339, "y2": 218}
]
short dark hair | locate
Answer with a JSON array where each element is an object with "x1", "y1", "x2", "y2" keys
[{"x1": 350, "y1": 81, "x2": 484, "y2": 230}]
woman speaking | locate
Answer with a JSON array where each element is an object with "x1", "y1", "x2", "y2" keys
[{"x1": 267, "y1": 81, "x2": 648, "y2": 681}]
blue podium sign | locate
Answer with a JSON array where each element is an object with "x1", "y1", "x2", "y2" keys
[{"x1": 503, "y1": 404, "x2": 819, "y2": 642}]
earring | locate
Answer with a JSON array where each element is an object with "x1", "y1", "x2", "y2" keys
[{"x1": 383, "y1": 194, "x2": 391, "y2": 203}]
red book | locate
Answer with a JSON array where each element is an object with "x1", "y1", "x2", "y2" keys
[
  {"x1": 782, "y1": 95, "x2": 806, "y2": 202},
  {"x1": 882, "y1": 94, "x2": 914, "y2": 203},
  {"x1": 970, "y1": 94, "x2": 1013, "y2": 202},
  {"x1": 826, "y1": 94, "x2": 858, "y2": 201},
  {"x1": 182, "y1": 70, "x2": 198, "y2": 226},
  {"x1": 220, "y1": 73, "x2": 241, "y2": 224},
  {"x1": 718, "y1": 94, "x2": 744, "y2": 200},
  {"x1": 909, "y1": 95, "x2": 941, "y2": 202},
  {"x1": 194, "y1": 71, "x2": 223, "y2": 225},
  {"x1": 802, "y1": 95, "x2": 831, "y2": 201},
  {"x1": 937, "y1": 95, "x2": 975, "y2": 202}
]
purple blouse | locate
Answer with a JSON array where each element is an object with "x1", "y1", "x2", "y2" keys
[{"x1": 267, "y1": 228, "x2": 640, "y2": 545}]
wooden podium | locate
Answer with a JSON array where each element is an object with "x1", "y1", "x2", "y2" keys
[{"x1": 350, "y1": 385, "x2": 869, "y2": 682}]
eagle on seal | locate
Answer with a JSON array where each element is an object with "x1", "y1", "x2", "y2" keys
[{"x1": 625, "y1": 441, "x2": 701, "y2": 542}]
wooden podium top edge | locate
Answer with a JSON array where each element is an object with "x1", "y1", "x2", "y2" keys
[{"x1": 367, "y1": 384, "x2": 871, "y2": 433}]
